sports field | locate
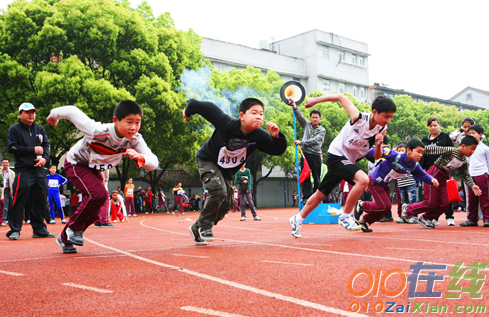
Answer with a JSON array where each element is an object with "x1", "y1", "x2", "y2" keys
[{"x1": 0, "y1": 206, "x2": 487, "y2": 316}]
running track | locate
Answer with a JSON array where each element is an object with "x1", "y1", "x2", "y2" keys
[{"x1": 0, "y1": 206, "x2": 487, "y2": 316}]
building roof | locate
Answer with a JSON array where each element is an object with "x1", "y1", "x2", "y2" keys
[
  {"x1": 450, "y1": 86, "x2": 489, "y2": 100},
  {"x1": 370, "y1": 84, "x2": 483, "y2": 111}
]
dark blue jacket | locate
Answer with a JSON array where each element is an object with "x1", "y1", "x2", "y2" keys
[{"x1": 7, "y1": 120, "x2": 50, "y2": 171}]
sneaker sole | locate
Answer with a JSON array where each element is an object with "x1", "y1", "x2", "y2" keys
[
  {"x1": 418, "y1": 222, "x2": 435, "y2": 229},
  {"x1": 188, "y1": 225, "x2": 207, "y2": 246}
]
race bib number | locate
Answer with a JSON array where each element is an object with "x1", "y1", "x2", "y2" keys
[
  {"x1": 48, "y1": 179, "x2": 59, "y2": 187},
  {"x1": 383, "y1": 169, "x2": 406, "y2": 183},
  {"x1": 217, "y1": 146, "x2": 247, "y2": 169},
  {"x1": 127, "y1": 189, "x2": 133, "y2": 195},
  {"x1": 443, "y1": 158, "x2": 463, "y2": 171},
  {"x1": 346, "y1": 138, "x2": 369, "y2": 150},
  {"x1": 88, "y1": 152, "x2": 122, "y2": 171}
]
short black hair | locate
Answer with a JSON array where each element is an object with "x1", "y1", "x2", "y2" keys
[
  {"x1": 396, "y1": 142, "x2": 407, "y2": 149},
  {"x1": 50, "y1": 165, "x2": 57, "y2": 169},
  {"x1": 371, "y1": 96, "x2": 396, "y2": 114},
  {"x1": 407, "y1": 139, "x2": 425, "y2": 150},
  {"x1": 462, "y1": 117, "x2": 475, "y2": 125},
  {"x1": 468, "y1": 124, "x2": 484, "y2": 135},
  {"x1": 460, "y1": 135, "x2": 479, "y2": 146},
  {"x1": 239, "y1": 98, "x2": 264, "y2": 114},
  {"x1": 1, "y1": 158, "x2": 9, "y2": 162},
  {"x1": 310, "y1": 110, "x2": 321, "y2": 118},
  {"x1": 426, "y1": 116, "x2": 440, "y2": 126},
  {"x1": 113, "y1": 100, "x2": 143, "y2": 120},
  {"x1": 383, "y1": 135, "x2": 389, "y2": 145}
]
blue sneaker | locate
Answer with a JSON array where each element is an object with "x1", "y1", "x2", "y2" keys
[
  {"x1": 289, "y1": 215, "x2": 302, "y2": 238},
  {"x1": 338, "y1": 214, "x2": 361, "y2": 231}
]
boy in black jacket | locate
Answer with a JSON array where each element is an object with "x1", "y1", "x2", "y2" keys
[
  {"x1": 183, "y1": 98, "x2": 287, "y2": 245},
  {"x1": 6, "y1": 103, "x2": 54, "y2": 240}
]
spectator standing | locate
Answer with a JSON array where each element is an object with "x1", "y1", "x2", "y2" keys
[
  {"x1": 124, "y1": 178, "x2": 135, "y2": 216},
  {"x1": 6, "y1": 103, "x2": 54, "y2": 240},
  {"x1": 156, "y1": 188, "x2": 169, "y2": 213},
  {"x1": 172, "y1": 182, "x2": 185, "y2": 215},
  {"x1": 69, "y1": 191, "x2": 79, "y2": 217},
  {"x1": 234, "y1": 163, "x2": 261, "y2": 221},
  {"x1": 2, "y1": 158, "x2": 15, "y2": 225},
  {"x1": 143, "y1": 186, "x2": 153, "y2": 214},
  {"x1": 291, "y1": 102, "x2": 326, "y2": 203},
  {"x1": 46, "y1": 165, "x2": 68, "y2": 224}
]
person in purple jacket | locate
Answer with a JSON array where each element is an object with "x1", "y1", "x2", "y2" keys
[{"x1": 354, "y1": 139, "x2": 439, "y2": 232}]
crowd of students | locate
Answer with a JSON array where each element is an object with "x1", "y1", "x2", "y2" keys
[{"x1": 4, "y1": 93, "x2": 489, "y2": 253}]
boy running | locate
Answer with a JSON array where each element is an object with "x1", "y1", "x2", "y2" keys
[
  {"x1": 47, "y1": 100, "x2": 158, "y2": 253},
  {"x1": 402, "y1": 136, "x2": 480, "y2": 228},
  {"x1": 289, "y1": 94, "x2": 396, "y2": 238},
  {"x1": 355, "y1": 139, "x2": 439, "y2": 232},
  {"x1": 183, "y1": 98, "x2": 287, "y2": 245}
]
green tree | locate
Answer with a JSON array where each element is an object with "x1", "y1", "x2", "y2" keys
[{"x1": 0, "y1": 0, "x2": 203, "y2": 190}]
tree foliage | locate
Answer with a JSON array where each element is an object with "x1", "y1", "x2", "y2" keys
[{"x1": 0, "y1": 0, "x2": 204, "y2": 190}]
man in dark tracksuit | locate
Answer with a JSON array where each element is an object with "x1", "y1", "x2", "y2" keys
[
  {"x1": 6, "y1": 103, "x2": 54, "y2": 240},
  {"x1": 291, "y1": 101, "x2": 326, "y2": 203}
]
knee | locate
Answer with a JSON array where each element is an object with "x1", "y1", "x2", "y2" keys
[{"x1": 355, "y1": 174, "x2": 369, "y2": 188}]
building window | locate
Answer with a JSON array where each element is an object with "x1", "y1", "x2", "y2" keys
[
  {"x1": 339, "y1": 83, "x2": 346, "y2": 93},
  {"x1": 353, "y1": 86, "x2": 358, "y2": 97},
  {"x1": 359, "y1": 56, "x2": 365, "y2": 66},
  {"x1": 467, "y1": 93, "x2": 472, "y2": 100},
  {"x1": 322, "y1": 46, "x2": 329, "y2": 58},
  {"x1": 339, "y1": 51, "x2": 345, "y2": 61},
  {"x1": 360, "y1": 88, "x2": 365, "y2": 98},
  {"x1": 323, "y1": 79, "x2": 330, "y2": 92},
  {"x1": 352, "y1": 54, "x2": 357, "y2": 64}
]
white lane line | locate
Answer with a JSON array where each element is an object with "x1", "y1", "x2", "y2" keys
[
  {"x1": 62, "y1": 283, "x2": 113, "y2": 293},
  {"x1": 137, "y1": 219, "x2": 473, "y2": 269},
  {"x1": 262, "y1": 260, "x2": 313, "y2": 266},
  {"x1": 172, "y1": 254, "x2": 209, "y2": 259},
  {"x1": 385, "y1": 247, "x2": 434, "y2": 251},
  {"x1": 0, "y1": 270, "x2": 24, "y2": 276},
  {"x1": 75, "y1": 254, "x2": 126, "y2": 259},
  {"x1": 85, "y1": 238, "x2": 367, "y2": 317},
  {"x1": 181, "y1": 306, "x2": 247, "y2": 317}
]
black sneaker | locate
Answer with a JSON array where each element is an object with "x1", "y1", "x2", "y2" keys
[
  {"x1": 357, "y1": 221, "x2": 373, "y2": 232},
  {"x1": 199, "y1": 227, "x2": 214, "y2": 242},
  {"x1": 93, "y1": 223, "x2": 102, "y2": 228},
  {"x1": 418, "y1": 216, "x2": 435, "y2": 229},
  {"x1": 101, "y1": 223, "x2": 115, "y2": 228},
  {"x1": 189, "y1": 223, "x2": 207, "y2": 246},
  {"x1": 66, "y1": 227, "x2": 84, "y2": 246},
  {"x1": 56, "y1": 234, "x2": 77, "y2": 254},
  {"x1": 460, "y1": 220, "x2": 478, "y2": 227},
  {"x1": 354, "y1": 200, "x2": 363, "y2": 221},
  {"x1": 32, "y1": 232, "x2": 55, "y2": 238},
  {"x1": 484, "y1": 221, "x2": 489, "y2": 227}
]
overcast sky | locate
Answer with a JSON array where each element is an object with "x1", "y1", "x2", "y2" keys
[{"x1": 2, "y1": 0, "x2": 487, "y2": 100}]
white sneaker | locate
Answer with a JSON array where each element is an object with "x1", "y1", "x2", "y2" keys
[
  {"x1": 289, "y1": 215, "x2": 302, "y2": 238},
  {"x1": 127, "y1": 214, "x2": 131, "y2": 217},
  {"x1": 432, "y1": 219, "x2": 439, "y2": 226},
  {"x1": 338, "y1": 214, "x2": 361, "y2": 231},
  {"x1": 447, "y1": 218, "x2": 455, "y2": 226}
]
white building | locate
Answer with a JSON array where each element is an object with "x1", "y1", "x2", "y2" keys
[
  {"x1": 200, "y1": 29, "x2": 370, "y2": 103},
  {"x1": 450, "y1": 87, "x2": 489, "y2": 109}
]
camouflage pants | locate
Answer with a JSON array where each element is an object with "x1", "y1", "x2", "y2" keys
[{"x1": 196, "y1": 158, "x2": 233, "y2": 230}]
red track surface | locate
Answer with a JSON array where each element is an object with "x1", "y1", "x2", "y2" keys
[{"x1": 1, "y1": 206, "x2": 488, "y2": 317}]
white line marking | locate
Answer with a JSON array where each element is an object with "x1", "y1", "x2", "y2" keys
[
  {"x1": 62, "y1": 283, "x2": 113, "y2": 293},
  {"x1": 137, "y1": 219, "x2": 478, "y2": 269},
  {"x1": 85, "y1": 238, "x2": 367, "y2": 317},
  {"x1": 0, "y1": 270, "x2": 24, "y2": 276},
  {"x1": 75, "y1": 254, "x2": 126, "y2": 259},
  {"x1": 262, "y1": 260, "x2": 313, "y2": 266},
  {"x1": 172, "y1": 254, "x2": 209, "y2": 259},
  {"x1": 181, "y1": 306, "x2": 248, "y2": 317},
  {"x1": 385, "y1": 247, "x2": 434, "y2": 251}
]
